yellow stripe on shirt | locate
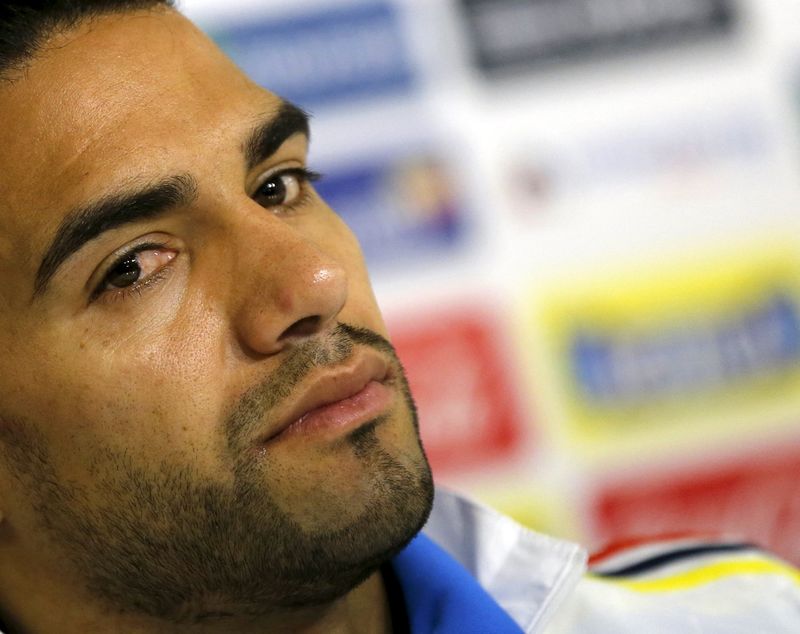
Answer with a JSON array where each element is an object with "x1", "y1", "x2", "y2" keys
[{"x1": 590, "y1": 558, "x2": 800, "y2": 594}]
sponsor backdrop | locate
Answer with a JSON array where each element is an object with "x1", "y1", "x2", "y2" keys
[{"x1": 183, "y1": 0, "x2": 800, "y2": 562}]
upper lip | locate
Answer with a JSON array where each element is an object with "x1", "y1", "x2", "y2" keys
[{"x1": 258, "y1": 350, "x2": 391, "y2": 443}]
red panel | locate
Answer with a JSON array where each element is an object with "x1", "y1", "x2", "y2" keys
[
  {"x1": 591, "y1": 444, "x2": 800, "y2": 564},
  {"x1": 389, "y1": 310, "x2": 529, "y2": 475}
]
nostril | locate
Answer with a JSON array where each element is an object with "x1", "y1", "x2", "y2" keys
[{"x1": 279, "y1": 315, "x2": 322, "y2": 340}]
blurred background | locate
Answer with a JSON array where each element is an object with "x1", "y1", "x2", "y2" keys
[{"x1": 182, "y1": 0, "x2": 800, "y2": 563}]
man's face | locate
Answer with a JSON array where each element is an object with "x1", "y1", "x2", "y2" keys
[{"x1": 0, "y1": 8, "x2": 432, "y2": 621}]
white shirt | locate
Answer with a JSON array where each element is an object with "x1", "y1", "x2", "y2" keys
[{"x1": 424, "y1": 488, "x2": 800, "y2": 633}]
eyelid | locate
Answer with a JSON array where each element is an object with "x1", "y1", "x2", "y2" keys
[
  {"x1": 86, "y1": 234, "x2": 177, "y2": 299},
  {"x1": 249, "y1": 163, "x2": 320, "y2": 197}
]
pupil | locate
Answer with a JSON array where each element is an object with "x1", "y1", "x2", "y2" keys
[
  {"x1": 260, "y1": 177, "x2": 286, "y2": 204},
  {"x1": 108, "y1": 254, "x2": 141, "y2": 288}
]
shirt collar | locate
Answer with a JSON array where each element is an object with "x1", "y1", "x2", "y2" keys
[
  {"x1": 416, "y1": 488, "x2": 587, "y2": 632},
  {"x1": 392, "y1": 532, "x2": 525, "y2": 633}
]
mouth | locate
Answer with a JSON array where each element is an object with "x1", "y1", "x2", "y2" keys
[{"x1": 256, "y1": 351, "x2": 394, "y2": 445}]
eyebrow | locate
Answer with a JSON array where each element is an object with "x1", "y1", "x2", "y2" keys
[
  {"x1": 33, "y1": 174, "x2": 198, "y2": 299},
  {"x1": 33, "y1": 100, "x2": 310, "y2": 300},
  {"x1": 244, "y1": 101, "x2": 310, "y2": 172}
]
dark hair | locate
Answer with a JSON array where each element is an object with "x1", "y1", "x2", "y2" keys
[{"x1": 0, "y1": 0, "x2": 174, "y2": 79}]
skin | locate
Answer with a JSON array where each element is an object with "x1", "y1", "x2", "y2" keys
[{"x1": 0, "y1": 7, "x2": 432, "y2": 634}]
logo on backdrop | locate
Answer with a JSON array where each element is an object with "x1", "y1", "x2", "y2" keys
[
  {"x1": 530, "y1": 245, "x2": 800, "y2": 445},
  {"x1": 590, "y1": 445, "x2": 800, "y2": 566},
  {"x1": 459, "y1": 0, "x2": 737, "y2": 76},
  {"x1": 212, "y1": 1, "x2": 415, "y2": 109},
  {"x1": 572, "y1": 292, "x2": 800, "y2": 406},
  {"x1": 315, "y1": 153, "x2": 466, "y2": 269},
  {"x1": 506, "y1": 107, "x2": 770, "y2": 217},
  {"x1": 389, "y1": 309, "x2": 529, "y2": 476}
]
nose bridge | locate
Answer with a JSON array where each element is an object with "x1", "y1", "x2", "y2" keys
[{"x1": 231, "y1": 211, "x2": 348, "y2": 355}]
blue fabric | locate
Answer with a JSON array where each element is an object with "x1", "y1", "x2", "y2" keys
[{"x1": 391, "y1": 533, "x2": 524, "y2": 634}]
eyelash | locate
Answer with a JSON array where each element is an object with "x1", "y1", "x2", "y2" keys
[
  {"x1": 90, "y1": 241, "x2": 174, "y2": 304},
  {"x1": 253, "y1": 166, "x2": 322, "y2": 212},
  {"x1": 90, "y1": 167, "x2": 323, "y2": 305}
]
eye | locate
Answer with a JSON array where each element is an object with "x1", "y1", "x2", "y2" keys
[
  {"x1": 252, "y1": 167, "x2": 321, "y2": 209},
  {"x1": 92, "y1": 243, "x2": 177, "y2": 301}
]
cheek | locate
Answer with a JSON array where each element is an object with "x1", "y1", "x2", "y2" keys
[
  {"x1": 97, "y1": 306, "x2": 230, "y2": 454},
  {"x1": 0, "y1": 306, "x2": 231, "y2": 479}
]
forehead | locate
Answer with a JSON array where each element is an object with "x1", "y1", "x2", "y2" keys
[{"x1": 0, "y1": 9, "x2": 273, "y2": 274}]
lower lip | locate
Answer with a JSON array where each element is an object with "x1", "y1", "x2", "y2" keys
[{"x1": 276, "y1": 380, "x2": 394, "y2": 442}]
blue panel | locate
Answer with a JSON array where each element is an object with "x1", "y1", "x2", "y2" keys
[
  {"x1": 211, "y1": 2, "x2": 415, "y2": 108},
  {"x1": 569, "y1": 292, "x2": 800, "y2": 406},
  {"x1": 314, "y1": 154, "x2": 466, "y2": 268}
]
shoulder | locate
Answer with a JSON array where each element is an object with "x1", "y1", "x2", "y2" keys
[{"x1": 544, "y1": 534, "x2": 800, "y2": 633}]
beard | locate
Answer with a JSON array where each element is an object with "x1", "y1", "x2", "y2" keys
[{"x1": 1, "y1": 323, "x2": 434, "y2": 622}]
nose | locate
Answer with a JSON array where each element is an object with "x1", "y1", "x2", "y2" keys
[{"x1": 231, "y1": 215, "x2": 348, "y2": 356}]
